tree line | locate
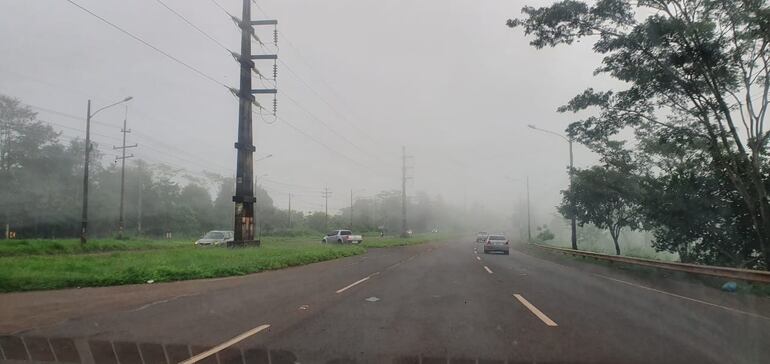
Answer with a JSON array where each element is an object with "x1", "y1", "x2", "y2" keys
[
  {"x1": 511, "y1": 0, "x2": 770, "y2": 269},
  {"x1": 0, "y1": 94, "x2": 482, "y2": 240}
]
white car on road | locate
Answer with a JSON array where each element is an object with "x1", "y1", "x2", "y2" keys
[{"x1": 322, "y1": 230, "x2": 363, "y2": 244}]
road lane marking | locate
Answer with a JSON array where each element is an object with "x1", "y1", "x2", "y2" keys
[
  {"x1": 484, "y1": 266, "x2": 493, "y2": 274},
  {"x1": 513, "y1": 294, "x2": 558, "y2": 327},
  {"x1": 179, "y1": 324, "x2": 270, "y2": 364},
  {"x1": 336, "y1": 272, "x2": 379, "y2": 294},
  {"x1": 594, "y1": 274, "x2": 770, "y2": 321},
  {"x1": 476, "y1": 256, "x2": 481, "y2": 261}
]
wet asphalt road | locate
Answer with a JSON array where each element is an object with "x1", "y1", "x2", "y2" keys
[{"x1": 2, "y1": 238, "x2": 770, "y2": 363}]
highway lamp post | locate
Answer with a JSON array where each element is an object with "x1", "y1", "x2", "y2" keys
[
  {"x1": 80, "y1": 96, "x2": 133, "y2": 245},
  {"x1": 527, "y1": 124, "x2": 577, "y2": 250}
]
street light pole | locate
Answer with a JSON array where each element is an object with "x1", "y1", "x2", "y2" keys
[
  {"x1": 80, "y1": 96, "x2": 132, "y2": 245},
  {"x1": 80, "y1": 100, "x2": 92, "y2": 245},
  {"x1": 568, "y1": 138, "x2": 576, "y2": 249},
  {"x1": 527, "y1": 124, "x2": 577, "y2": 250}
]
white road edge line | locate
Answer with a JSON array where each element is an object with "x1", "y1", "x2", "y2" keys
[
  {"x1": 513, "y1": 294, "x2": 558, "y2": 327},
  {"x1": 336, "y1": 273, "x2": 378, "y2": 294},
  {"x1": 594, "y1": 273, "x2": 770, "y2": 321},
  {"x1": 179, "y1": 324, "x2": 270, "y2": 364},
  {"x1": 484, "y1": 265, "x2": 493, "y2": 274}
]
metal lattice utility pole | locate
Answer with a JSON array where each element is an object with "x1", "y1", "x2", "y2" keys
[
  {"x1": 322, "y1": 187, "x2": 332, "y2": 230},
  {"x1": 231, "y1": 0, "x2": 277, "y2": 243},
  {"x1": 288, "y1": 193, "x2": 292, "y2": 228},
  {"x1": 114, "y1": 106, "x2": 136, "y2": 239}
]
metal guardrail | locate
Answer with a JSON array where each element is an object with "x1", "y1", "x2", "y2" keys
[{"x1": 534, "y1": 243, "x2": 770, "y2": 284}]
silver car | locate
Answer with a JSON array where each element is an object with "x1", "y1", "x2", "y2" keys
[
  {"x1": 195, "y1": 230, "x2": 234, "y2": 246},
  {"x1": 483, "y1": 234, "x2": 509, "y2": 254}
]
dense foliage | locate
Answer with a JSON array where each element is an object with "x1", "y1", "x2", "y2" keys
[{"x1": 511, "y1": 0, "x2": 770, "y2": 268}]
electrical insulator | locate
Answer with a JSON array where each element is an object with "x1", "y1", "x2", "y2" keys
[
  {"x1": 273, "y1": 96, "x2": 277, "y2": 116},
  {"x1": 273, "y1": 29, "x2": 278, "y2": 46},
  {"x1": 273, "y1": 63, "x2": 278, "y2": 80}
]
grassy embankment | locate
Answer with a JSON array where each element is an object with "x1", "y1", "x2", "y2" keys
[{"x1": 0, "y1": 234, "x2": 446, "y2": 292}]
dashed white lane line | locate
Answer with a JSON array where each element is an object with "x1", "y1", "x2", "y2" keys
[
  {"x1": 483, "y1": 265, "x2": 493, "y2": 274},
  {"x1": 180, "y1": 324, "x2": 270, "y2": 364},
  {"x1": 594, "y1": 273, "x2": 770, "y2": 321},
  {"x1": 513, "y1": 294, "x2": 558, "y2": 327},
  {"x1": 476, "y1": 256, "x2": 481, "y2": 261},
  {"x1": 336, "y1": 272, "x2": 380, "y2": 294}
]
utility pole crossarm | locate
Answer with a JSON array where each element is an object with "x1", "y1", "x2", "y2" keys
[{"x1": 249, "y1": 19, "x2": 277, "y2": 25}]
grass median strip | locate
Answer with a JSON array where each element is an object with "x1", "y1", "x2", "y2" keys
[
  {"x1": 0, "y1": 241, "x2": 364, "y2": 292},
  {"x1": 0, "y1": 238, "x2": 189, "y2": 257},
  {"x1": 0, "y1": 234, "x2": 450, "y2": 292}
]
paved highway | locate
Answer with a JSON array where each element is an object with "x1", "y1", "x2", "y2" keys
[{"x1": 1, "y1": 238, "x2": 769, "y2": 363}]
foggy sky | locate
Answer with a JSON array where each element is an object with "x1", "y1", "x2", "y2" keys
[{"x1": 0, "y1": 0, "x2": 614, "y2": 226}]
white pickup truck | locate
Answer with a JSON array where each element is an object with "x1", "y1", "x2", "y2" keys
[{"x1": 322, "y1": 230, "x2": 363, "y2": 244}]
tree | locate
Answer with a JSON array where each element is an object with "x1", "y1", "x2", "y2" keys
[
  {"x1": 213, "y1": 177, "x2": 235, "y2": 229},
  {"x1": 510, "y1": 0, "x2": 770, "y2": 267},
  {"x1": 559, "y1": 166, "x2": 641, "y2": 255},
  {"x1": 535, "y1": 225, "x2": 555, "y2": 242},
  {"x1": 180, "y1": 184, "x2": 214, "y2": 233}
]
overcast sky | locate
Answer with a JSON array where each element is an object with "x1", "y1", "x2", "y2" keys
[{"x1": 0, "y1": 0, "x2": 617, "y2": 225}]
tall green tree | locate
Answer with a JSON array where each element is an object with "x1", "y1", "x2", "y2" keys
[
  {"x1": 559, "y1": 165, "x2": 641, "y2": 255},
  {"x1": 510, "y1": 0, "x2": 770, "y2": 267}
]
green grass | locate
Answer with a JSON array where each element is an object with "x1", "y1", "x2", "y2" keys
[
  {"x1": 0, "y1": 238, "x2": 190, "y2": 257},
  {"x1": 0, "y1": 240, "x2": 364, "y2": 292},
  {"x1": 0, "y1": 234, "x2": 451, "y2": 292}
]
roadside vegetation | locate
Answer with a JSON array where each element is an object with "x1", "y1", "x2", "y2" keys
[
  {"x1": 510, "y1": 0, "x2": 770, "y2": 270},
  {"x1": 0, "y1": 234, "x2": 447, "y2": 292},
  {"x1": 0, "y1": 238, "x2": 188, "y2": 257}
]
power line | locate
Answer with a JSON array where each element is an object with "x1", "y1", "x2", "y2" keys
[
  {"x1": 23, "y1": 102, "x2": 234, "y2": 174},
  {"x1": 25, "y1": 104, "x2": 119, "y2": 129},
  {"x1": 280, "y1": 91, "x2": 388, "y2": 165},
  {"x1": 36, "y1": 117, "x2": 123, "y2": 143},
  {"x1": 277, "y1": 58, "x2": 392, "y2": 156},
  {"x1": 245, "y1": 2, "x2": 394, "y2": 162},
  {"x1": 276, "y1": 114, "x2": 368, "y2": 168},
  {"x1": 154, "y1": 0, "x2": 232, "y2": 53},
  {"x1": 209, "y1": 0, "x2": 234, "y2": 17},
  {"x1": 64, "y1": 0, "x2": 228, "y2": 88}
]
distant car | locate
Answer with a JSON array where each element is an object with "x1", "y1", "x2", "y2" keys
[
  {"x1": 322, "y1": 230, "x2": 363, "y2": 244},
  {"x1": 476, "y1": 232, "x2": 489, "y2": 243},
  {"x1": 195, "y1": 230, "x2": 234, "y2": 246},
  {"x1": 483, "y1": 234, "x2": 509, "y2": 254}
]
